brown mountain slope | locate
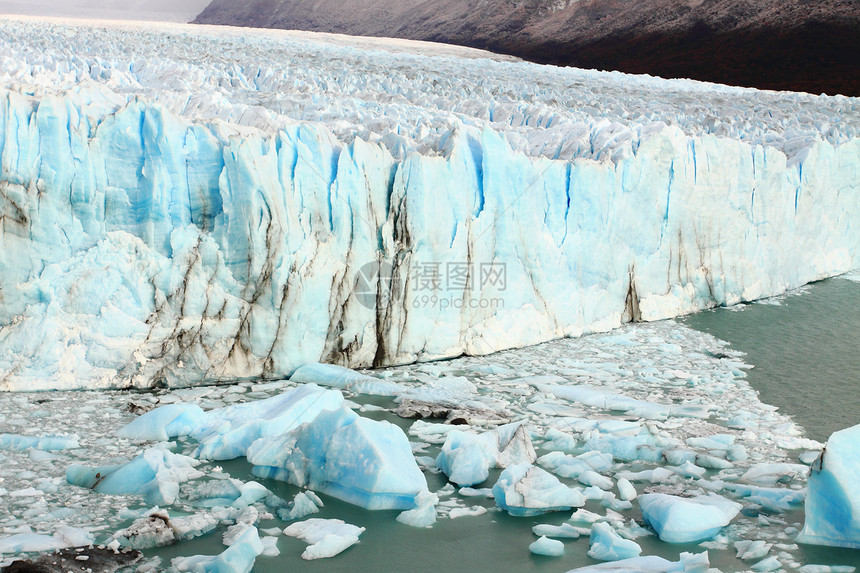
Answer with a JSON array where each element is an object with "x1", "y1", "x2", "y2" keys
[{"x1": 193, "y1": 0, "x2": 860, "y2": 96}]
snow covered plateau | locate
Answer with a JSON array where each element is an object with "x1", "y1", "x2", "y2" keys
[{"x1": 0, "y1": 17, "x2": 859, "y2": 391}]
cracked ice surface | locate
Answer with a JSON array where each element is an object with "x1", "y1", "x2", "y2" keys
[
  {"x1": 1, "y1": 17, "x2": 860, "y2": 389},
  {"x1": 0, "y1": 322, "x2": 828, "y2": 571}
]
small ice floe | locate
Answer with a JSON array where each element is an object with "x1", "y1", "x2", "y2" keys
[
  {"x1": 396, "y1": 490, "x2": 439, "y2": 527},
  {"x1": 588, "y1": 521, "x2": 642, "y2": 561},
  {"x1": 0, "y1": 525, "x2": 94, "y2": 554},
  {"x1": 436, "y1": 422, "x2": 535, "y2": 486},
  {"x1": 66, "y1": 447, "x2": 203, "y2": 505},
  {"x1": 283, "y1": 518, "x2": 365, "y2": 560},
  {"x1": 0, "y1": 433, "x2": 80, "y2": 451},
  {"x1": 638, "y1": 493, "x2": 742, "y2": 543},
  {"x1": 278, "y1": 491, "x2": 324, "y2": 521},
  {"x1": 172, "y1": 525, "x2": 264, "y2": 572},
  {"x1": 565, "y1": 551, "x2": 710, "y2": 572},
  {"x1": 493, "y1": 463, "x2": 585, "y2": 516},
  {"x1": 529, "y1": 535, "x2": 564, "y2": 556}
]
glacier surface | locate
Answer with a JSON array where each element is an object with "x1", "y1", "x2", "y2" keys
[{"x1": 0, "y1": 17, "x2": 858, "y2": 390}]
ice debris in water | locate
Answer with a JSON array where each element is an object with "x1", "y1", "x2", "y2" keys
[
  {"x1": 529, "y1": 535, "x2": 564, "y2": 556},
  {"x1": 277, "y1": 491, "x2": 324, "y2": 522},
  {"x1": 0, "y1": 526, "x2": 93, "y2": 554},
  {"x1": 119, "y1": 384, "x2": 428, "y2": 510},
  {"x1": 588, "y1": 521, "x2": 642, "y2": 561},
  {"x1": 798, "y1": 423, "x2": 860, "y2": 549},
  {"x1": 172, "y1": 524, "x2": 264, "y2": 573},
  {"x1": 396, "y1": 490, "x2": 439, "y2": 528},
  {"x1": 566, "y1": 551, "x2": 710, "y2": 572},
  {"x1": 435, "y1": 422, "x2": 535, "y2": 486},
  {"x1": 493, "y1": 463, "x2": 585, "y2": 516},
  {"x1": 283, "y1": 518, "x2": 365, "y2": 560},
  {"x1": 66, "y1": 447, "x2": 203, "y2": 506},
  {"x1": 638, "y1": 493, "x2": 742, "y2": 543},
  {"x1": 0, "y1": 434, "x2": 80, "y2": 451}
]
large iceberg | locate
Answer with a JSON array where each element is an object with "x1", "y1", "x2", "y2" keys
[
  {"x1": 797, "y1": 424, "x2": 860, "y2": 548},
  {"x1": 0, "y1": 18, "x2": 859, "y2": 390},
  {"x1": 116, "y1": 384, "x2": 429, "y2": 510}
]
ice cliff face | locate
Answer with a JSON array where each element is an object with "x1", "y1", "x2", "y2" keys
[{"x1": 0, "y1": 18, "x2": 858, "y2": 390}]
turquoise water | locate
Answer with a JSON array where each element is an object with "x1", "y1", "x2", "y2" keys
[{"x1": 682, "y1": 277, "x2": 860, "y2": 444}]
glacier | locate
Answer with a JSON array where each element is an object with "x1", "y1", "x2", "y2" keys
[{"x1": 0, "y1": 18, "x2": 859, "y2": 390}]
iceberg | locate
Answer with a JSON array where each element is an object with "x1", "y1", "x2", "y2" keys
[
  {"x1": 493, "y1": 463, "x2": 586, "y2": 516},
  {"x1": 435, "y1": 422, "x2": 535, "y2": 486},
  {"x1": 588, "y1": 521, "x2": 642, "y2": 561},
  {"x1": 529, "y1": 535, "x2": 565, "y2": 556},
  {"x1": 118, "y1": 384, "x2": 428, "y2": 510},
  {"x1": 283, "y1": 518, "x2": 364, "y2": 560},
  {"x1": 797, "y1": 424, "x2": 860, "y2": 549},
  {"x1": 172, "y1": 525, "x2": 264, "y2": 573},
  {"x1": 66, "y1": 448, "x2": 203, "y2": 505},
  {"x1": 0, "y1": 18, "x2": 858, "y2": 391},
  {"x1": 638, "y1": 493, "x2": 742, "y2": 543},
  {"x1": 565, "y1": 551, "x2": 710, "y2": 572}
]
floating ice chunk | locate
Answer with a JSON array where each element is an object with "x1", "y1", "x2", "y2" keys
[
  {"x1": 798, "y1": 424, "x2": 860, "y2": 549},
  {"x1": 751, "y1": 556, "x2": 782, "y2": 571},
  {"x1": 0, "y1": 434, "x2": 80, "y2": 451},
  {"x1": 565, "y1": 551, "x2": 710, "y2": 572},
  {"x1": 66, "y1": 448, "x2": 202, "y2": 505},
  {"x1": 798, "y1": 566, "x2": 857, "y2": 573},
  {"x1": 448, "y1": 506, "x2": 488, "y2": 519},
  {"x1": 724, "y1": 483, "x2": 804, "y2": 512},
  {"x1": 735, "y1": 539, "x2": 772, "y2": 561},
  {"x1": 290, "y1": 363, "x2": 376, "y2": 389},
  {"x1": 279, "y1": 491, "x2": 324, "y2": 522},
  {"x1": 493, "y1": 463, "x2": 585, "y2": 517},
  {"x1": 694, "y1": 454, "x2": 733, "y2": 470},
  {"x1": 616, "y1": 467, "x2": 674, "y2": 484},
  {"x1": 582, "y1": 434, "x2": 664, "y2": 463},
  {"x1": 529, "y1": 535, "x2": 564, "y2": 556},
  {"x1": 569, "y1": 508, "x2": 604, "y2": 525},
  {"x1": 397, "y1": 491, "x2": 438, "y2": 528},
  {"x1": 0, "y1": 526, "x2": 94, "y2": 554},
  {"x1": 193, "y1": 385, "x2": 344, "y2": 460},
  {"x1": 532, "y1": 523, "x2": 581, "y2": 539},
  {"x1": 538, "y1": 451, "x2": 613, "y2": 479},
  {"x1": 118, "y1": 403, "x2": 206, "y2": 442},
  {"x1": 459, "y1": 487, "x2": 494, "y2": 498},
  {"x1": 671, "y1": 461, "x2": 706, "y2": 479},
  {"x1": 283, "y1": 518, "x2": 364, "y2": 560},
  {"x1": 617, "y1": 478, "x2": 637, "y2": 501},
  {"x1": 741, "y1": 463, "x2": 807, "y2": 485},
  {"x1": 248, "y1": 406, "x2": 428, "y2": 510},
  {"x1": 172, "y1": 525, "x2": 264, "y2": 573},
  {"x1": 171, "y1": 513, "x2": 220, "y2": 542},
  {"x1": 436, "y1": 423, "x2": 535, "y2": 486},
  {"x1": 542, "y1": 428, "x2": 578, "y2": 452},
  {"x1": 638, "y1": 493, "x2": 742, "y2": 543},
  {"x1": 113, "y1": 509, "x2": 177, "y2": 549},
  {"x1": 588, "y1": 522, "x2": 642, "y2": 561},
  {"x1": 685, "y1": 434, "x2": 735, "y2": 451},
  {"x1": 578, "y1": 470, "x2": 613, "y2": 490}
]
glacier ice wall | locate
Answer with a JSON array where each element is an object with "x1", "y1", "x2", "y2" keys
[{"x1": 0, "y1": 18, "x2": 858, "y2": 390}]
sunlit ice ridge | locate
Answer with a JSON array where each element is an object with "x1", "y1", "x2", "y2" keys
[{"x1": 0, "y1": 16, "x2": 858, "y2": 391}]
